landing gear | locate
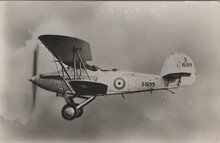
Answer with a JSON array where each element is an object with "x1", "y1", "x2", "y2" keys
[
  {"x1": 76, "y1": 107, "x2": 84, "y2": 118},
  {"x1": 61, "y1": 104, "x2": 77, "y2": 120},
  {"x1": 61, "y1": 96, "x2": 96, "y2": 121},
  {"x1": 61, "y1": 103, "x2": 84, "y2": 120}
]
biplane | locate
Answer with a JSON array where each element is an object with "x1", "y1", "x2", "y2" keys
[{"x1": 29, "y1": 35, "x2": 196, "y2": 121}]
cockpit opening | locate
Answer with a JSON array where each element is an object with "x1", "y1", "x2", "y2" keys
[{"x1": 85, "y1": 63, "x2": 118, "y2": 72}]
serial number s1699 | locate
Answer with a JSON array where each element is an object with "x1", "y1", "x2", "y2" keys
[
  {"x1": 182, "y1": 62, "x2": 192, "y2": 67},
  {"x1": 142, "y1": 82, "x2": 155, "y2": 87}
]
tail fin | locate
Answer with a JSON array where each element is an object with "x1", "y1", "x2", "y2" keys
[{"x1": 161, "y1": 53, "x2": 196, "y2": 87}]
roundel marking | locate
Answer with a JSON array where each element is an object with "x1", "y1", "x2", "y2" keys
[{"x1": 113, "y1": 77, "x2": 126, "y2": 90}]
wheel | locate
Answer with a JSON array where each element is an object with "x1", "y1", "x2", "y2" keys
[
  {"x1": 76, "y1": 108, "x2": 84, "y2": 118},
  {"x1": 61, "y1": 104, "x2": 77, "y2": 120}
]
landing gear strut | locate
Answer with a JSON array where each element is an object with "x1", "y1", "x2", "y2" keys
[{"x1": 76, "y1": 105, "x2": 84, "y2": 118}]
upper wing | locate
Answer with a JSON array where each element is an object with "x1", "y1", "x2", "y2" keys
[{"x1": 38, "y1": 35, "x2": 92, "y2": 67}]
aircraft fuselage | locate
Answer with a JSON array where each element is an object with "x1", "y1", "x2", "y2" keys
[{"x1": 30, "y1": 68, "x2": 178, "y2": 96}]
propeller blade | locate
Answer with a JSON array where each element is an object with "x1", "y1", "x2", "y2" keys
[
  {"x1": 32, "y1": 82, "x2": 37, "y2": 112},
  {"x1": 33, "y1": 45, "x2": 39, "y2": 76},
  {"x1": 31, "y1": 44, "x2": 39, "y2": 112}
]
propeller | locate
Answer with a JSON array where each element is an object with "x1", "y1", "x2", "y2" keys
[{"x1": 30, "y1": 43, "x2": 39, "y2": 112}]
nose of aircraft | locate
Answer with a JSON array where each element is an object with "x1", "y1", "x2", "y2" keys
[{"x1": 29, "y1": 75, "x2": 37, "y2": 84}]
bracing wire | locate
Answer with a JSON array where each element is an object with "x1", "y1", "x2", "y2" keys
[
  {"x1": 53, "y1": 56, "x2": 65, "y2": 90},
  {"x1": 53, "y1": 56, "x2": 60, "y2": 75}
]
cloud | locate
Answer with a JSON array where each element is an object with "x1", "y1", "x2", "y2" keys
[{"x1": 1, "y1": 1, "x2": 220, "y2": 143}]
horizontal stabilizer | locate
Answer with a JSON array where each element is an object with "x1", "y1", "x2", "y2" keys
[
  {"x1": 69, "y1": 80, "x2": 108, "y2": 95},
  {"x1": 163, "y1": 72, "x2": 191, "y2": 81}
]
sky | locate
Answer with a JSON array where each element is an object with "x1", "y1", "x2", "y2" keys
[{"x1": 0, "y1": 1, "x2": 220, "y2": 143}]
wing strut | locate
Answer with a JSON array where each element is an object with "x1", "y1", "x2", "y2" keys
[
  {"x1": 51, "y1": 47, "x2": 94, "y2": 97},
  {"x1": 75, "y1": 49, "x2": 91, "y2": 80},
  {"x1": 73, "y1": 49, "x2": 77, "y2": 79},
  {"x1": 51, "y1": 50, "x2": 76, "y2": 96},
  {"x1": 52, "y1": 50, "x2": 71, "y2": 80}
]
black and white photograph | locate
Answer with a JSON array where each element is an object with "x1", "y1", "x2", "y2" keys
[{"x1": 0, "y1": 1, "x2": 220, "y2": 143}]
